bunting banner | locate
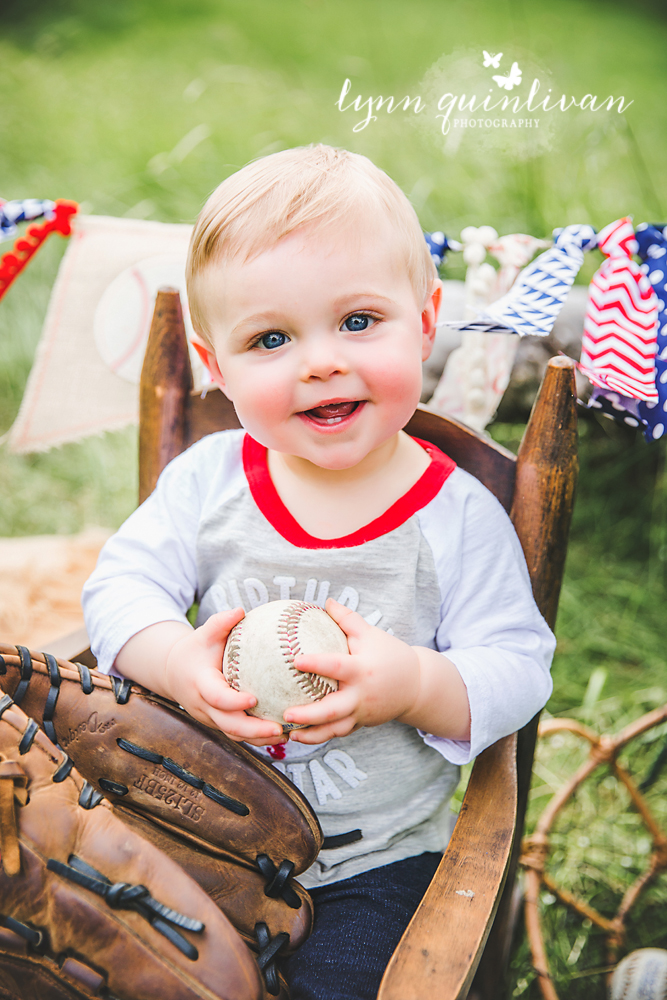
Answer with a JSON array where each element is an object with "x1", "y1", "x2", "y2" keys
[
  {"x1": 578, "y1": 217, "x2": 659, "y2": 403},
  {"x1": 0, "y1": 199, "x2": 78, "y2": 302},
  {"x1": 424, "y1": 231, "x2": 462, "y2": 266},
  {"x1": 636, "y1": 224, "x2": 667, "y2": 440},
  {"x1": 443, "y1": 224, "x2": 598, "y2": 338},
  {"x1": 0, "y1": 198, "x2": 56, "y2": 241},
  {"x1": 4, "y1": 207, "x2": 667, "y2": 450}
]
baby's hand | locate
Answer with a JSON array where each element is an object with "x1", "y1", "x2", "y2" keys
[
  {"x1": 163, "y1": 609, "x2": 286, "y2": 746},
  {"x1": 284, "y1": 598, "x2": 422, "y2": 744}
]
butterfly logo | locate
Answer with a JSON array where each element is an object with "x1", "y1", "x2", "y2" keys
[
  {"x1": 482, "y1": 51, "x2": 502, "y2": 69},
  {"x1": 493, "y1": 61, "x2": 522, "y2": 91}
]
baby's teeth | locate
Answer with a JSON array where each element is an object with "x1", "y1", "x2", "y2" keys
[{"x1": 325, "y1": 416, "x2": 343, "y2": 424}]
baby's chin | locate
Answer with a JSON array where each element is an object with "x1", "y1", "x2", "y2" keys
[
  {"x1": 293, "y1": 435, "x2": 406, "y2": 473},
  {"x1": 254, "y1": 414, "x2": 414, "y2": 472}
]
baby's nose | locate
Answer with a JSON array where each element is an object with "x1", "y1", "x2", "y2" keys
[{"x1": 299, "y1": 341, "x2": 350, "y2": 380}]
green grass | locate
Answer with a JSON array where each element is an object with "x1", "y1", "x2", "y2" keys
[
  {"x1": 1, "y1": 0, "x2": 666, "y2": 238},
  {"x1": 0, "y1": 430, "x2": 136, "y2": 536},
  {"x1": 1, "y1": 2, "x2": 667, "y2": 995}
]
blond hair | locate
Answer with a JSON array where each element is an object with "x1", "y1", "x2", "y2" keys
[{"x1": 186, "y1": 144, "x2": 436, "y2": 341}]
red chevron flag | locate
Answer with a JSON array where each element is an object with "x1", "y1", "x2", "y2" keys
[{"x1": 579, "y1": 217, "x2": 659, "y2": 401}]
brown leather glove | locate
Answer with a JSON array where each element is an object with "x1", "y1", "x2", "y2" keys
[
  {"x1": 0, "y1": 695, "x2": 263, "y2": 1000},
  {"x1": 0, "y1": 645, "x2": 321, "y2": 867},
  {"x1": 118, "y1": 807, "x2": 312, "y2": 957},
  {"x1": 0, "y1": 644, "x2": 320, "y2": 994}
]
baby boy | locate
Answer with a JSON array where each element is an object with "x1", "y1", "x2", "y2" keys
[{"x1": 83, "y1": 144, "x2": 555, "y2": 1000}]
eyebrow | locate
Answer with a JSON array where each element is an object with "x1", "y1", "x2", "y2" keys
[
  {"x1": 331, "y1": 293, "x2": 396, "y2": 309},
  {"x1": 230, "y1": 312, "x2": 285, "y2": 336},
  {"x1": 227, "y1": 309, "x2": 307, "y2": 340}
]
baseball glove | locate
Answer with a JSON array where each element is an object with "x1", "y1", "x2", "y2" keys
[
  {"x1": 0, "y1": 644, "x2": 321, "y2": 867},
  {"x1": 0, "y1": 694, "x2": 263, "y2": 1000},
  {"x1": 0, "y1": 644, "x2": 319, "y2": 990},
  {"x1": 119, "y1": 807, "x2": 312, "y2": 956}
]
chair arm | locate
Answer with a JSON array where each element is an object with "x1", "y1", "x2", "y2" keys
[{"x1": 378, "y1": 733, "x2": 518, "y2": 1000}]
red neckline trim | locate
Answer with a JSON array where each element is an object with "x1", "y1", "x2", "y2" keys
[{"x1": 242, "y1": 434, "x2": 456, "y2": 549}]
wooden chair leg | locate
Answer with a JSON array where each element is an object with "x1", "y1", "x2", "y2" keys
[{"x1": 378, "y1": 735, "x2": 517, "y2": 1000}]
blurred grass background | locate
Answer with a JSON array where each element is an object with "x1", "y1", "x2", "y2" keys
[{"x1": 1, "y1": 1, "x2": 666, "y2": 995}]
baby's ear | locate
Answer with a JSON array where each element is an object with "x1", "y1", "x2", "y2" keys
[
  {"x1": 421, "y1": 280, "x2": 441, "y2": 361},
  {"x1": 191, "y1": 336, "x2": 229, "y2": 396}
]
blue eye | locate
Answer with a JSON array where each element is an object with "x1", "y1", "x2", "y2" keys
[
  {"x1": 342, "y1": 314, "x2": 372, "y2": 332},
  {"x1": 258, "y1": 332, "x2": 289, "y2": 350}
]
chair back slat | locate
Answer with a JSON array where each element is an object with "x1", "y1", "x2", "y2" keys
[
  {"x1": 186, "y1": 386, "x2": 242, "y2": 444},
  {"x1": 510, "y1": 357, "x2": 579, "y2": 629},
  {"x1": 139, "y1": 289, "x2": 193, "y2": 504},
  {"x1": 405, "y1": 408, "x2": 516, "y2": 512}
]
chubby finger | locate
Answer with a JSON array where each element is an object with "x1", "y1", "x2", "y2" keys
[
  {"x1": 196, "y1": 606, "x2": 245, "y2": 648},
  {"x1": 292, "y1": 651, "x2": 354, "y2": 682},
  {"x1": 197, "y1": 668, "x2": 257, "y2": 713},
  {"x1": 206, "y1": 706, "x2": 284, "y2": 741},
  {"x1": 325, "y1": 598, "x2": 372, "y2": 641},
  {"x1": 243, "y1": 736, "x2": 289, "y2": 748},
  {"x1": 290, "y1": 716, "x2": 356, "y2": 744},
  {"x1": 284, "y1": 688, "x2": 358, "y2": 728}
]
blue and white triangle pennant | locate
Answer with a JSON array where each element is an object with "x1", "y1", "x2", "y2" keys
[{"x1": 444, "y1": 224, "x2": 598, "y2": 337}]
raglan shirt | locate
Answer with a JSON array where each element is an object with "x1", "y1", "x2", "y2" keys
[{"x1": 82, "y1": 429, "x2": 555, "y2": 888}]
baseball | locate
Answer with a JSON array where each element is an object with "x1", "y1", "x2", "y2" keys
[
  {"x1": 222, "y1": 600, "x2": 346, "y2": 732},
  {"x1": 610, "y1": 948, "x2": 667, "y2": 1000}
]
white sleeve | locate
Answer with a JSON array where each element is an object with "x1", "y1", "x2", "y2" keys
[
  {"x1": 82, "y1": 452, "x2": 203, "y2": 674},
  {"x1": 82, "y1": 431, "x2": 247, "y2": 675},
  {"x1": 417, "y1": 469, "x2": 556, "y2": 765}
]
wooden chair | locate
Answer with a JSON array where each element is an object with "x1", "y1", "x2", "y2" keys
[{"x1": 65, "y1": 287, "x2": 579, "y2": 1000}]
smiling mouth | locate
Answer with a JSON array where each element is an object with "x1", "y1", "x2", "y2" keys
[{"x1": 302, "y1": 401, "x2": 361, "y2": 424}]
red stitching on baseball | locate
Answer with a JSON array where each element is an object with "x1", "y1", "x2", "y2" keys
[
  {"x1": 278, "y1": 603, "x2": 337, "y2": 702},
  {"x1": 224, "y1": 619, "x2": 243, "y2": 690}
]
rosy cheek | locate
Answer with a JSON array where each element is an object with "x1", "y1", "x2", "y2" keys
[
  {"x1": 230, "y1": 369, "x2": 293, "y2": 439},
  {"x1": 361, "y1": 346, "x2": 422, "y2": 404}
]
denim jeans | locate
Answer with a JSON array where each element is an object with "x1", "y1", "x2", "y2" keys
[{"x1": 282, "y1": 852, "x2": 443, "y2": 1000}]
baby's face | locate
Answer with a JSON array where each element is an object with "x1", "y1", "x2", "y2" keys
[{"x1": 196, "y1": 218, "x2": 438, "y2": 470}]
